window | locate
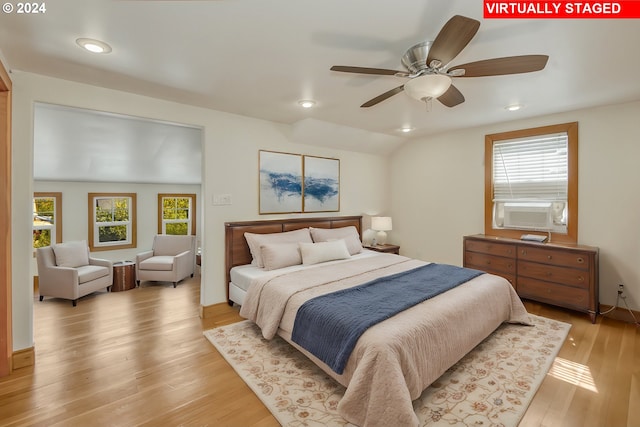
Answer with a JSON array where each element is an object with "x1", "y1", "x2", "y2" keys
[
  {"x1": 485, "y1": 122, "x2": 578, "y2": 243},
  {"x1": 33, "y1": 192, "x2": 62, "y2": 248},
  {"x1": 88, "y1": 193, "x2": 137, "y2": 251},
  {"x1": 158, "y1": 194, "x2": 196, "y2": 235}
]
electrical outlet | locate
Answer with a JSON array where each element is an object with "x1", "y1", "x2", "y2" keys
[{"x1": 618, "y1": 283, "x2": 624, "y2": 294}]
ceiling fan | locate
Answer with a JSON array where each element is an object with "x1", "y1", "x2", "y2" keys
[{"x1": 330, "y1": 15, "x2": 549, "y2": 109}]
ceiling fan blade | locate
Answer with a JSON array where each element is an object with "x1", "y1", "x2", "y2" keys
[
  {"x1": 330, "y1": 65, "x2": 404, "y2": 76},
  {"x1": 361, "y1": 85, "x2": 405, "y2": 108},
  {"x1": 427, "y1": 15, "x2": 480, "y2": 67},
  {"x1": 449, "y1": 55, "x2": 549, "y2": 77},
  {"x1": 437, "y1": 84, "x2": 465, "y2": 107}
]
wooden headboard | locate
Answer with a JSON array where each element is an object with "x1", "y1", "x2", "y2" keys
[{"x1": 224, "y1": 215, "x2": 362, "y2": 302}]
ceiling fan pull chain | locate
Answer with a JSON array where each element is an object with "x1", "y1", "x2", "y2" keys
[{"x1": 423, "y1": 97, "x2": 433, "y2": 112}]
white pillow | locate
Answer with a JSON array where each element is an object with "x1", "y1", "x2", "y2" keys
[
  {"x1": 53, "y1": 240, "x2": 89, "y2": 268},
  {"x1": 244, "y1": 228, "x2": 312, "y2": 268},
  {"x1": 309, "y1": 226, "x2": 363, "y2": 255},
  {"x1": 299, "y1": 240, "x2": 351, "y2": 265},
  {"x1": 261, "y1": 243, "x2": 302, "y2": 271}
]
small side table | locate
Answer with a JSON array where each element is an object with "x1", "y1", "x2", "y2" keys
[
  {"x1": 364, "y1": 244, "x2": 400, "y2": 255},
  {"x1": 112, "y1": 261, "x2": 136, "y2": 292}
]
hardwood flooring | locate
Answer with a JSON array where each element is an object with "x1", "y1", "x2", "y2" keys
[{"x1": 0, "y1": 276, "x2": 638, "y2": 426}]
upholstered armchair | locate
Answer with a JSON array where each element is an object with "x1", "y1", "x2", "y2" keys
[
  {"x1": 136, "y1": 235, "x2": 196, "y2": 288},
  {"x1": 36, "y1": 241, "x2": 113, "y2": 306}
]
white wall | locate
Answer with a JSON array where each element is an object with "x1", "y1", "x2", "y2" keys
[
  {"x1": 390, "y1": 100, "x2": 640, "y2": 311},
  {"x1": 12, "y1": 71, "x2": 389, "y2": 351},
  {"x1": 33, "y1": 181, "x2": 202, "y2": 265}
]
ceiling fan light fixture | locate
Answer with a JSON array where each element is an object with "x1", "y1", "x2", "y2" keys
[
  {"x1": 399, "y1": 126, "x2": 414, "y2": 133},
  {"x1": 404, "y1": 74, "x2": 452, "y2": 102},
  {"x1": 505, "y1": 104, "x2": 523, "y2": 111},
  {"x1": 76, "y1": 38, "x2": 112, "y2": 54}
]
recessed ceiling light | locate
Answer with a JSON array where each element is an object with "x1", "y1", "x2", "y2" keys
[
  {"x1": 505, "y1": 104, "x2": 523, "y2": 111},
  {"x1": 399, "y1": 127, "x2": 414, "y2": 133},
  {"x1": 298, "y1": 100, "x2": 316, "y2": 109},
  {"x1": 76, "y1": 38, "x2": 112, "y2": 54}
]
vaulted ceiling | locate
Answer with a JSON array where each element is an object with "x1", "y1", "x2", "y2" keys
[{"x1": 1, "y1": 0, "x2": 639, "y2": 179}]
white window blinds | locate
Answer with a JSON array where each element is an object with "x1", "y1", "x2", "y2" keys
[{"x1": 492, "y1": 132, "x2": 568, "y2": 202}]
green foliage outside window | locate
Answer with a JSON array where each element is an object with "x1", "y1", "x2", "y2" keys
[
  {"x1": 163, "y1": 197, "x2": 190, "y2": 235},
  {"x1": 99, "y1": 225, "x2": 128, "y2": 242},
  {"x1": 96, "y1": 197, "x2": 130, "y2": 243},
  {"x1": 165, "y1": 223, "x2": 188, "y2": 235},
  {"x1": 33, "y1": 229, "x2": 51, "y2": 248},
  {"x1": 33, "y1": 197, "x2": 55, "y2": 248}
]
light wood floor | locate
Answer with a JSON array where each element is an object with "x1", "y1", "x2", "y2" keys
[{"x1": 0, "y1": 276, "x2": 638, "y2": 427}]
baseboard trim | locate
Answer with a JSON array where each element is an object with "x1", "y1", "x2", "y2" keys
[
  {"x1": 12, "y1": 347, "x2": 35, "y2": 370},
  {"x1": 599, "y1": 304, "x2": 640, "y2": 324},
  {"x1": 200, "y1": 302, "x2": 232, "y2": 319}
]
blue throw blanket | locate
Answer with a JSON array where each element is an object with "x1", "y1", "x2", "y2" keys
[{"x1": 291, "y1": 263, "x2": 484, "y2": 374}]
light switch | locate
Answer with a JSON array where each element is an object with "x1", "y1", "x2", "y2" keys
[{"x1": 212, "y1": 194, "x2": 232, "y2": 205}]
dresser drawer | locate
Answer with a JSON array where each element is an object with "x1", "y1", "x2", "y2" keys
[
  {"x1": 465, "y1": 240, "x2": 516, "y2": 258},
  {"x1": 465, "y1": 252, "x2": 515, "y2": 275},
  {"x1": 518, "y1": 260, "x2": 590, "y2": 289},
  {"x1": 518, "y1": 277, "x2": 589, "y2": 310},
  {"x1": 518, "y1": 246, "x2": 591, "y2": 270}
]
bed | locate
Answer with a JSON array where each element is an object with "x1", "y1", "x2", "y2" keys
[{"x1": 224, "y1": 216, "x2": 530, "y2": 427}]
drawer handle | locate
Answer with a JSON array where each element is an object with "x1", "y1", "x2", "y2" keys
[
  {"x1": 547, "y1": 255, "x2": 553, "y2": 260},
  {"x1": 578, "y1": 276, "x2": 584, "y2": 282},
  {"x1": 521, "y1": 250, "x2": 527, "y2": 256},
  {"x1": 546, "y1": 272, "x2": 552, "y2": 277},
  {"x1": 486, "y1": 261, "x2": 491, "y2": 265},
  {"x1": 507, "y1": 249, "x2": 512, "y2": 254},
  {"x1": 577, "y1": 257, "x2": 585, "y2": 264}
]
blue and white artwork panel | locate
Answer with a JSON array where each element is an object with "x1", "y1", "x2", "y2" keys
[
  {"x1": 303, "y1": 156, "x2": 340, "y2": 212},
  {"x1": 259, "y1": 150, "x2": 303, "y2": 214}
]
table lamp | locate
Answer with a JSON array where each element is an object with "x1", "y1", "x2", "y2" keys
[{"x1": 371, "y1": 216, "x2": 392, "y2": 245}]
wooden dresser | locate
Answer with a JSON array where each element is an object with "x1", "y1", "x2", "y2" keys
[{"x1": 463, "y1": 234, "x2": 599, "y2": 323}]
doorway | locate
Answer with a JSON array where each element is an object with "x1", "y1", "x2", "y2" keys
[{"x1": 0, "y1": 59, "x2": 13, "y2": 376}]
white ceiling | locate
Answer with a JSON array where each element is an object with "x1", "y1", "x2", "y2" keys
[{"x1": 2, "y1": 0, "x2": 640, "y2": 181}]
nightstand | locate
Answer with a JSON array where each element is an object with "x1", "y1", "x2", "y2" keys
[{"x1": 365, "y1": 244, "x2": 400, "y2": 255}]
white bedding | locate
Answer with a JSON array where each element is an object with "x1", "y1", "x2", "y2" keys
[
  {"x1": 239, "y1": 253, "x2": 531, "y2": 427},
  {"x1": 229, "y1": 249, "x2": 381, "y2": 302}
]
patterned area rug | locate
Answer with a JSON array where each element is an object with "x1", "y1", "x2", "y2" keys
[{"x1": 204, "y1": 315, "x2": 570, "y2": 426}]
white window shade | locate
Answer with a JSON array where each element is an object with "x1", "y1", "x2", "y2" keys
[
  {"x1": 493, "y1": 132, "x2": 568, "y2": 202},
  {"x1": 492, "y1": 132, "x2": 569, "y2": 233}
]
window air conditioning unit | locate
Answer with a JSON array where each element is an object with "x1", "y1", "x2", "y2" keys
[{"x1": 503, "y1": 202, "x2": 553, "y2": 230}]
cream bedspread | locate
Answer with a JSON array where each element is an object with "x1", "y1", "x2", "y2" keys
[{"x1": 239, "y1": 253, "x2": 530, "y2": 427}]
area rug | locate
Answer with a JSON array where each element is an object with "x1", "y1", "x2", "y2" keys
[{"x1": 204, "y1": 315, "x2": 570, "y2": 426}]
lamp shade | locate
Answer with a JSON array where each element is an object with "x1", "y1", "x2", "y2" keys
[
  {"x1": 371, "y1": 216, "x2": 392, "y2": 231},
  {"x1": 403, "y1": 74, "x2": 452, "y2": 101}
]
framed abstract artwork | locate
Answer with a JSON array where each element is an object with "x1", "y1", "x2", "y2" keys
[
  {"x1": 303, "y1": 155, "x2": 340, "y2": 212},
  {"x1": 259, "y1": 150, "x2": 303, "y2": 214}
]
